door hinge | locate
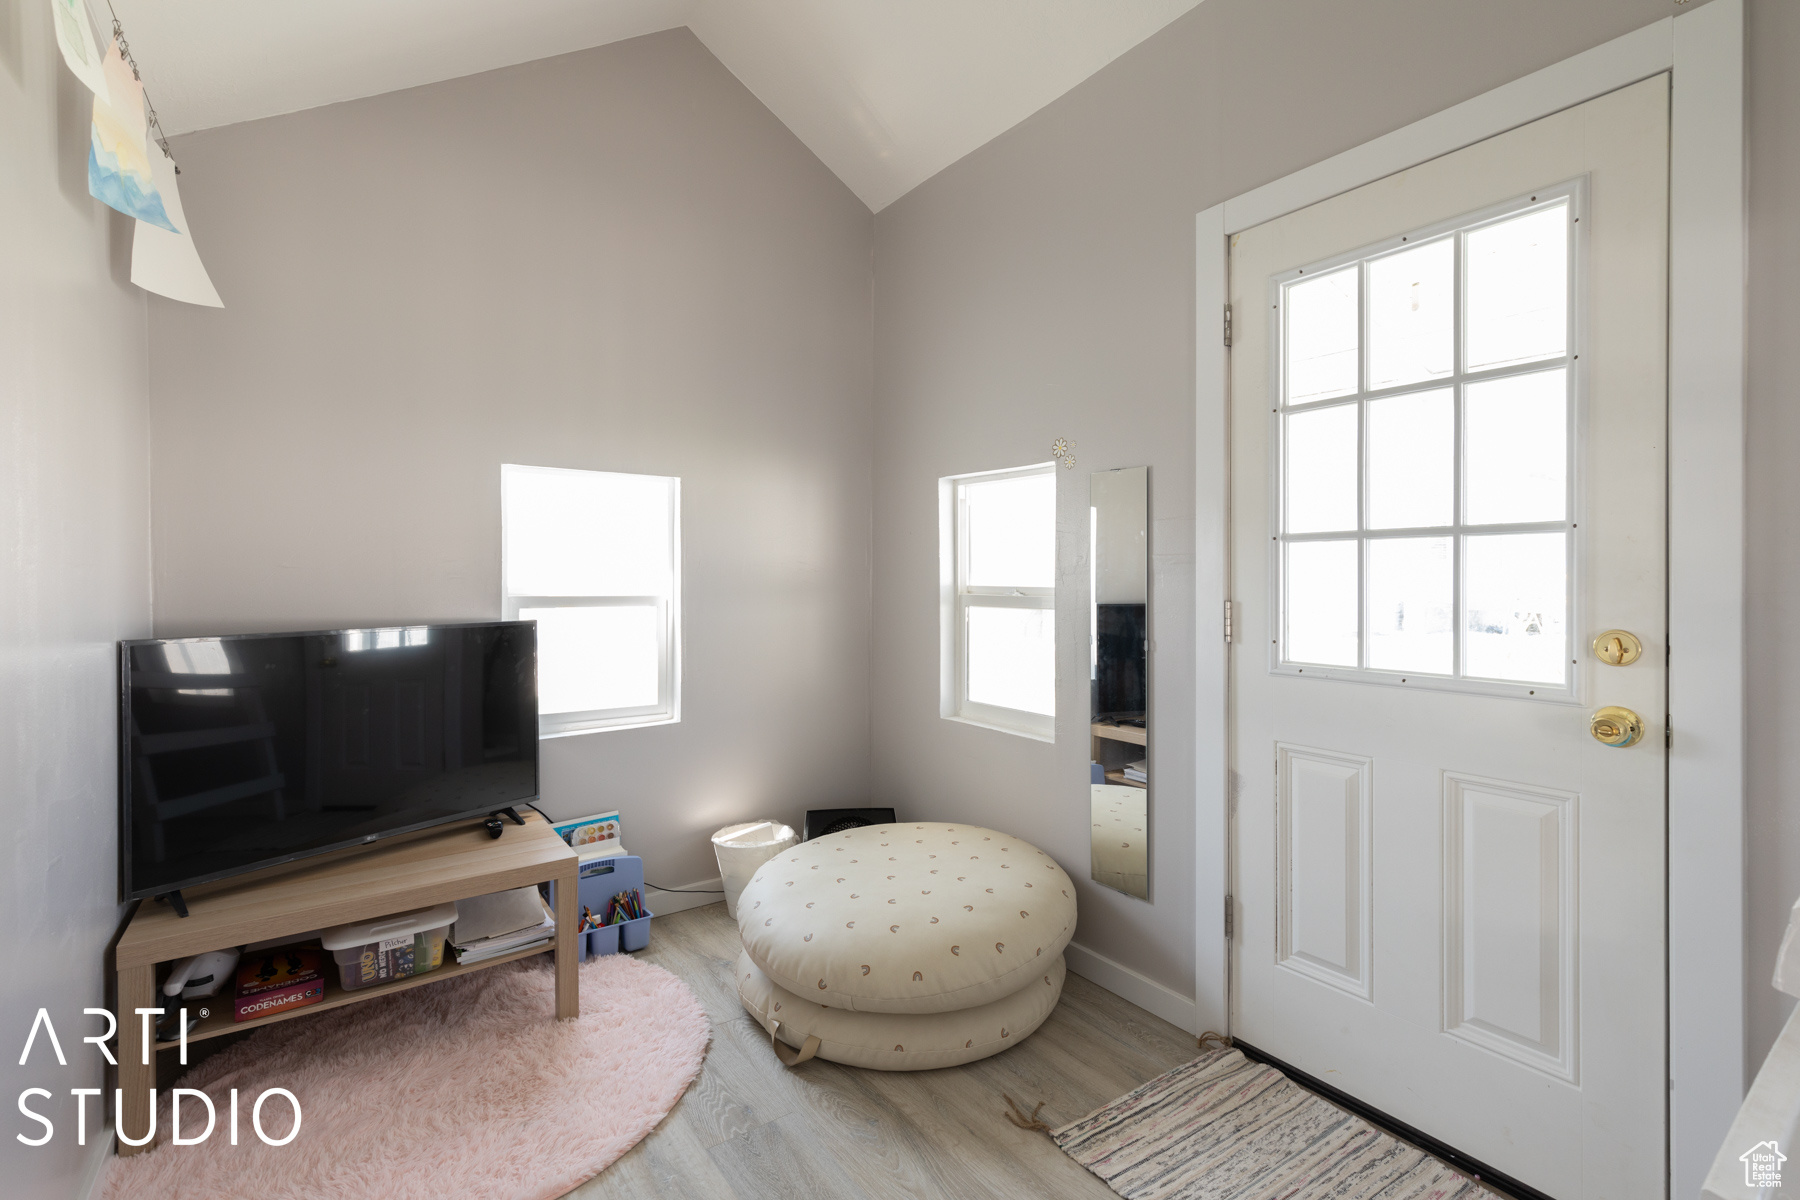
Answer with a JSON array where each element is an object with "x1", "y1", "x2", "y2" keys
[
  {"x1": 1223, "y1": 304, "x2": 1233, "y2": 348},
  {"x1": 1224, "y1": 894, "x2": 1235, "y2": 940},
  {"x1": 1223, "y1": 600, "x2": 1234, "y2": 643},
  {"x1": 1666, "y1": 720, "x2": 1673, "y2": 750}
]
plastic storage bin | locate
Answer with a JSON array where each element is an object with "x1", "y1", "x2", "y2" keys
[
  {"x1": 576, "y1": 855, "x2": 642, "y2": 926},
  {"x1": 712, "y1": 821, "x2": 797, "y2": 919},
  {"x1": 583, "y1": 923, "x2": 620, "y2": 961},
  {"x1": 321, "y1": 901, "x2": 459, "y2": 991},
  {"x1": 620, "y1": 912, "x2": 655, "y2": 952},
  {"x1": 573, "y1": 855, "x2": 656, "y2": 958}
]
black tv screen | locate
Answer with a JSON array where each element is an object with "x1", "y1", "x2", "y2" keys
[
  {"x1": 1095, "y1": 602, "x2": 1146, "y2": 720},
  {"x1": 120, "y1": 621, "x2": 537, "y2": 901}
]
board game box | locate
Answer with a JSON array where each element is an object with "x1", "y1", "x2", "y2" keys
[{"x1": 234, "y1": 941, "x2": 327, "y2": 1020}]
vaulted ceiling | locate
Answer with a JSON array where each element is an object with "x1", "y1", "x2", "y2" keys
[{"x1": 109, "y1": 0, "x2": 1204, "y2": 211}]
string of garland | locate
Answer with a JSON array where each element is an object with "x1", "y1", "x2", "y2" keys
[{"x1": 101, "y1": 0, "x2": 177, "y2": 171}]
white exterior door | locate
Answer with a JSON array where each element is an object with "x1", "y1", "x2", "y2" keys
[{"x1": 1228, "y1": 76, "x2": 1668, "y2": 1199}]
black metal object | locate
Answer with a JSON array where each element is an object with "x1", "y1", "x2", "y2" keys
[
  {"x1": 484, "y1": 806, "x2": 526, "y2": 838},
  {"x1": 802, "y1": 807, "x2": 898, "y2": 842},
  {"x1": 1231, "y1": 1040, "x2": 1556, "y2": 1200},
  {"x1": 154, "y1": 889, "x2": 188, "y2": 918}
]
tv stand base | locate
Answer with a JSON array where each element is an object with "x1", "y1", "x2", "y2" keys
[
  {"x1": 113, "y1": 812, "x2": 578, "y2": 1155},
  {"x1": 484, "y1": 807, "x2": 527, "y2": 839},
  {"x1": 154, "y1": 889, "x2": 189, "y2": 918}
]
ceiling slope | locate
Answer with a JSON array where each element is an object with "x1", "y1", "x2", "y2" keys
[
  {"x1": 686, "y1": 0, "x2": 1205, "y2": 210},
  {"x1": 113, "y1": 0, "x2": 696, "y2": 138},
  {"x1": 110, "y1": 0, "x2": 1204, "y2": 211}
]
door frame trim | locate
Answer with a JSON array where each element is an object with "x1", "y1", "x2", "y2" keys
[{"x1": 1193, "y1": 5, "x2": 1745, "y2": 1196}]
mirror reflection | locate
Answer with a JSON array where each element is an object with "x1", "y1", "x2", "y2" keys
[{"x1": 1089, "y1": 466, "x2": 1148, "y2": 899}]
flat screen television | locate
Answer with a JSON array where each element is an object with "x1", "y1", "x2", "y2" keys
[
  {"x1": 1095, "y1": 602, "x2": 1146, "y2": 721},
  {"x1": 119, "y1": 621, "x2": 538, "y2": 902}
]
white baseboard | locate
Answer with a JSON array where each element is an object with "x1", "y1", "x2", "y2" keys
[
  {"x1": 1064, "y1": 940, "x2": 1200, "y2": 1035},
  {"x1": 644, "y1": 876, "x2": 726, "y2": 916},
  {"x1": 76, "y1": 1131, "x2": 112, "y2": 1200}
]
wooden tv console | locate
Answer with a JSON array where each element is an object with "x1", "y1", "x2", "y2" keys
[{"x1": 112, "y1": 812, "x2": 578, "y2": 1154}]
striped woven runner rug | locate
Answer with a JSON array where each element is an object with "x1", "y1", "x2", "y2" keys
[{"x1": 1052, "y1": 1048, "x2": 1494, "y2": 1200}]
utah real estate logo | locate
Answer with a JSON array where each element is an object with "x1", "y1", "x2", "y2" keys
[{"x1": 1743, "y1": 1141, "x2": 1787, "y2": 1189}]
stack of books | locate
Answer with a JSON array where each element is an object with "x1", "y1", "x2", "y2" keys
[
  {"x1": 234, "y1": 942, "x2": 326, "y2": 1022},
  {"x1": 450, "y1": 886, "x2": 556, "y2": 965},
  {"x1": 1123, "y1": 759, "x2": 1148, "y2": 784}
]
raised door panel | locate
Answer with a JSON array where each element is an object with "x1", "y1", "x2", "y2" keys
[
  {"x1": 1443, "y1": 771, "x2": 1578, "y2": 1081},
  {"x1": 1276, "y1": 744, "x2": 1373, "y2": 999}
]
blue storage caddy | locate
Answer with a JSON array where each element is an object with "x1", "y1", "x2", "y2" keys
[
  {"x1": 620, "y1": 913, "x2": 653, "y2": 952},
  {"x1": 573, "y1": 854, "x2": 654, "y2": 960},
  {"x1": 584, "y1": 923, "x2": 620, "y2": 959}
]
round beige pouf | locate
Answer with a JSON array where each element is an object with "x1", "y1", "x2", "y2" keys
[
  {"x1": 736, "y1": 822, "x2": 1076, "y2": 1015},
  {"x1": 737, "y1": 949, "x2": 1066, "y2": 1070}
]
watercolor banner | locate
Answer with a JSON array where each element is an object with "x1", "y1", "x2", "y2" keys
[
  {"x1": 50, "y1": 0, "x2": 106, "y2": 97},
  {"x1": 131, "y1": 147, "x2": 223, "y2": 307},
  {"x1": 89, "y1": 39, "x2": 178, "y2": 233}
]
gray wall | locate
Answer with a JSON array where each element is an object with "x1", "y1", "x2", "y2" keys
[
  {"x1": 148, "y1": 29, "x2": 875, "y2": 894},
  {"x1": 869, "y1": 0, "x2": 1694, "y2": 1011},
  {"x1": 0, "y1": 0, "x2": 151, "y2": 1193},
  {"x1": 1745, "y1": 0, "x2": 1800, "y2": 1078}
]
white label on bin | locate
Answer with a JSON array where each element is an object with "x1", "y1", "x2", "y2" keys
[{"x1": 378, "y1": 936, "x2": 410, "y2": 952}]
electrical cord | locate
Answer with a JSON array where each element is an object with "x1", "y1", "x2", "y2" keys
[{"x1": 524, "y1": 802, "x2": 725, "y2": 893}]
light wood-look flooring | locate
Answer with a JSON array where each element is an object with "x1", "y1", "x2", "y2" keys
[{"x1": 564, "y1": 902, "x2": 1197, "y2": 1200}]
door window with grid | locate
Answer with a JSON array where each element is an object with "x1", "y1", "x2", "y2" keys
[
  {"x1": 1272, "y1": 185, "x2": 1578, "y2": 697},
  {"x1": 940, "y1": 463, "x2": 1056, "y2": 740}
]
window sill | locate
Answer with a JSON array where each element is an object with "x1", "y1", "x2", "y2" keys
[
  {"x1": 540, "y1": 714, "x2": 680, "y2": 740},
  {"x1": 942, "y1": 712, "x2": 1055, "y2": 744}
]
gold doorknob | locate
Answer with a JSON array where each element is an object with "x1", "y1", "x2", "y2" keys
[
  {"x1": 1590, "y1": 706, "x2": 1644, "y2": 747},
  {"x1": 1592, "y1": 629, "x2": 1643, "y2": 666}
]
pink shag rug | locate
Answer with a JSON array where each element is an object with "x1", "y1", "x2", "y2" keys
[{"x1": 99, "y1": 953, "x2": 710, "y2": 1200}]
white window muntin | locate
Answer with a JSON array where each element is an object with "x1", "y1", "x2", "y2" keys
[
  {"x1": 1268, "y1": 181, "x2": 1584, "y2": 702},
  {"x1": 940, "y1": 462, "x2": 1057, "y2": 741},
  {"x1": 501, "y1": 464, "x2": 681, "y2": 736}
]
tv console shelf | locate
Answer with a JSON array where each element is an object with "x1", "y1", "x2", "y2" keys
[
  {"x1": 113, "y1": 811, "x2": 578, "y2": 1155},
  {"x1": 1092, "y1": 720, "x2": 1149, "y2": 790}
]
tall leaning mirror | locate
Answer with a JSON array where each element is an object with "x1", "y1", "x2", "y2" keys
[{"x1": 1089, "y1": 466, "x2": 1148, "y2": 899}]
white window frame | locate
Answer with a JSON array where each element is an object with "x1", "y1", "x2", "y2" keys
[
  {"x1": 1269, "y1": 182, "x2": 1584, "y2": 703},
  {"x1": 500, "y1": 464, "x2": 682, "y2": 738},
  {"x1": 938, "y1": 462, "x2": 1057, "y2": 742}
]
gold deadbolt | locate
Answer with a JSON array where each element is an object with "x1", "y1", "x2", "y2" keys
[
  {"x1": 1592, "y1": 629, "x2": 1643, "y2": 666},
  {"x1": 1590, "y1": 706, "x2": 1645, "y2": 748}
]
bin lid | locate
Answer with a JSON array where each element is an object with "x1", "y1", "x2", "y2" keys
[
  {"x1": 320, "y1": 901, "x2": 460, "y2": 950},
  {"x1": 711, "y1": 821, "x2": 795, "y2": 849}
]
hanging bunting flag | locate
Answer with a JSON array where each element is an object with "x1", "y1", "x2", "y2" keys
[
  {"x1": 131, "y1": 147, "x2": 223, "y2": 307},
  {"x1": 89, "y1": 38, "x2": 178, "y2": 233},
  {"x1": 50, "y1": 0, "x2": 106, "y2": 97}
]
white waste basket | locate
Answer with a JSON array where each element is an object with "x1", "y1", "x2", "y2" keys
[{"x1": 712, "y1": 820, "x2": 798, "y2": 920}]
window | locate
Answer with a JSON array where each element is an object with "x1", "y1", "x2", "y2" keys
[
  {"x1": 940, "y1": 463, "x2": 1056, "y2": 739},
  {"x1": 502, "y1": 464, "x2": 680, "y2": 736},
  {"x1": 1273, "y1": 186, "x2": 1578, "y2": 698}
]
